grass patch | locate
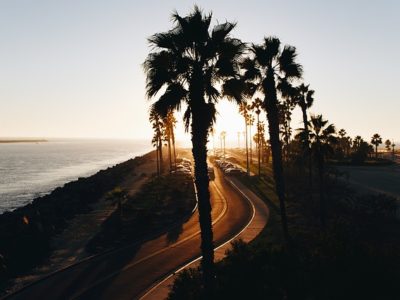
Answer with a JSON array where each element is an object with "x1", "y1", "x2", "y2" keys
[{"x1": 86, "y1": 173, "x2": 196, "y2": 254}]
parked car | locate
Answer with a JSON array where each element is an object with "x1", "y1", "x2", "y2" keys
[{"x1": 224, "y1": 168, "x2": 245, "y2": 175}]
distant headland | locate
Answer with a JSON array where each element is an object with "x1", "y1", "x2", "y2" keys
[{"x1": 0, "y1": 139, "x2": 48, "y2": 143}]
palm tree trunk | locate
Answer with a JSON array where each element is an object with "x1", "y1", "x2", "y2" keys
[
  {"x1": 257, "y1": 114, "x2": 261, "y2": 176},
  {"x1": 264, "y1": 72, "x2": 289, "y2": 242},
  {"x1": 249, "y1": 123, "x2": 253, "y2": 164},
  {"x1": 172, "y1": 127, "x2": 177, "y2": 169},
  {"x1": 191, "y1": 108, "x2": 215, "y2": 296},
  {"x1": 317, "y1": 153, "x2": 326, "y2": 230},
  {"x1": 189, "y1": 69, "x2": 215, "y2": 296},
  {"x1": 301, "y1": 104, "x2": 313, "y2": 196},
  {"x1": 375, "y1": 145, "x2": 378, "y2": 159},
  {"x1": 156, "y1": 147, "x2": 159, "y2": 176},
  {"x1": 158, "y1": 137, "x2": 163, "y2": 174},
  {"x1": 167, "y1": 135, "x2": 172, "y2": 173},
  {"x1": 245, "y1": 118, "x2": 250, "y2": 175}
]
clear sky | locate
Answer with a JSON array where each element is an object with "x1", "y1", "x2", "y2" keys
[{"x1": 0, "y1": 0, "x2": 399, "y2": 144}]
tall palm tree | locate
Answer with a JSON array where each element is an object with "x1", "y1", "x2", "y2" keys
[
  {"x1": 371, "y1": 133, "x2": 382, "y2": 159},
  {"x1": 308, "y1": 114, "x2": 337, "y2": 230},
  {"x1": 149, "y1": 108, "x2": 164, "y2": 176},
  {"x1": 242, "y1": 37, "x2": 303, "y2": 241},
  {"x1": 143, "y1": 6, "x2": 245, "y2": 294},
  {"x1": 220, "y1": 131, "x2": 227, "y2": 159},
  {"x1": 164, "y1": 110, "x2": 177, "y2": 171},
  {"x1": 295, "y1": 84, "x2": 314, "y2": 146},
  {"x1": 251, "y1": 98, "x2": 263, "y2": 176},
  {"x1": 239, "y1": 102, "x2": 250, "y2": 175}
]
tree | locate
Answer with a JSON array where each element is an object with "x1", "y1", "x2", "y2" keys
[
  {"x1": 385, "y1": 139, "x2": 392, "y2": 152},
  {"x1": 166, "y1": 110, "x2": 177, "y2": 169},
  {"x1": 308, "y1": 115, "x2": 337, "y2": 230},
  {"x1": 239, "y1": 102, "x2": 250, "y2": 175},
  {"x1": 149, "y1": 108, "x2": 164, "y2": 176},
  {"x1": 295, "y1": 84, "x2": 314, "y2": 185},
  {"x1": 250, "y1": 98, "x2": 263, "y2": 176},
  {"x1": 144, "y1": 6, "x2": 245, "y2": 295},
  {"x1": 371, "y1": 133, "x2": 382, "y2": 159},
  {"x1": 220, "y1": 131, "x2": 226, "y2": 159},
  {"x1": 351, "y1": 136, "x2": 370, "y2": 164},
  {"x1": 242, "y1": 37, "x2": 303, "y2": 241}
]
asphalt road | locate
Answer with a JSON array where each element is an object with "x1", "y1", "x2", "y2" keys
[{"x1": 5, "y1": 166, "x2": 252, "y2": 300}]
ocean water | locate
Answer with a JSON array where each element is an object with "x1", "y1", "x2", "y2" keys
[{"x1": 0, "y1": 139, "x2": 151, "y2": 214}]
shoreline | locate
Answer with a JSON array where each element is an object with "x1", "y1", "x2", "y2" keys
[
  {"x1": 0, "y1": 150, "x2": 156, "y2": 294},
  {"x1": 0, "y1": 139, "x2": 48, "y2": 143}
]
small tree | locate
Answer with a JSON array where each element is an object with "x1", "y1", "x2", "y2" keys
[
  {"x1": 385, "y1": 139, "x2": 392, "y2": 152},
  {"x1": 308, "y1": 115, "x2": 337, "y2": 230},
  {"x1": 371, "y1": 134, "x2": 383, "y2": 159}
]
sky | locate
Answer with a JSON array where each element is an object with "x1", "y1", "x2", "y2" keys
[{"x1": 0, "y1": 0, "x2": 399, "y2": 145}]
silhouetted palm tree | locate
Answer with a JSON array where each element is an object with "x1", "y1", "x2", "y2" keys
[
  {"x1": 385, "y1": 139, "x2": 392, "y2": 152},
  {"x1": 220, "y1": 131, "x2": 226, "y2": 159},
  {"x1": 295, "y1": 84, "x2": 314, "y2": 145},
  {"x1": 371, "y1": 133, "x2": 382, "y2": 159},
  {"x1": 239, "y1": 102, "x2": 250, "y2": 175},
  {"x1": 242, "y1": 37, "x2": 303, "y2": 241},
  {"x1": 149, "y1": 108, "x2": 164, "y2": 176},
  {"x1": 144, "y1": 6, "x2": 245, "y2": 294},
  {"x1": 308, "y1": 114, "x2": 337, "y2": 230},
  {"x1": 251, "y1": 98, "x2": 263, "y2": 176}
]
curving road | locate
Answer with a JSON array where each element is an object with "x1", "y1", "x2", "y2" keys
[{"x1": 4, "y1": 166, "x2": 253, "y2": 300}]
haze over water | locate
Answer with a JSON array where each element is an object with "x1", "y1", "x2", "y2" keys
[{"x1": 0, "y1": 139, "x2": 151, "y2": 214}]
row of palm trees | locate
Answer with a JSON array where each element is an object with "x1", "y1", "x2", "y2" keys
[
  {"x1": 144, "y1": 6, "x2": 305, "y2": 295},
  {"x1": 149, "y1": 108, "x2": 177, "y2": 176},
  {"x1": 143, "y1": 5, "x2": 395, "y2": 297}
]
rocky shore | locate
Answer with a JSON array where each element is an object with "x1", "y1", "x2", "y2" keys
[{"x1": 0, "y1": 151, "x2": 155, "y2": 294}]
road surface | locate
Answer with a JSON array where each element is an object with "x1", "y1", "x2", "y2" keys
[{"x1": 5, "y1": 166, "x2": 253, "y2": 300}]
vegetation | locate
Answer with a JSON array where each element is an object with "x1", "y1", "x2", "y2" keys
[
  {"x1": 86, "y1": 173, "x2": 196, "y2": 254},
  {"x1": 159, "y1": 6, "x2": 399, "y2": 300},
  {"x1": 242, "y1": 36, "x2": 303, "y2": 242},
  {"x1": 169, "y1": 161, "x2": 400, "y2": 300},
  {"x1": 144, "y1": 6, "x2": 245, "y2": 295}
]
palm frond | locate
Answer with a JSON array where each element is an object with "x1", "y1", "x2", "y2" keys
[
  {"x1": 279, "y1": 45, "x2": 303, "y2": 79},
  {"x1": 264, "y1": 36, "x2": 281, "y2": 62},
  {"x1": 212, "y1": 22, "x2": 236, "y2": 43},
  {"x1": 152, "y1": 83, "x2": 187, "y2": 117},
  {"x1": 222, "y1": 78, "x2": 246, "y2": 104}
]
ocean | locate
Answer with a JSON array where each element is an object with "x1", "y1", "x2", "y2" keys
[{"x1": 0, "y1": 139, "x2": 151, "y2": 214}]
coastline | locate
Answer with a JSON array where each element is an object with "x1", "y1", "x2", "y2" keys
[
  {"x1": 0, "y1": 150, "x2": 156, "y2": 294},
  {"x1": 0, "y1": 140, "x2": 48, "y2": 143}
]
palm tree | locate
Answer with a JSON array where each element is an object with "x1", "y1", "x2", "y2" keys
[
  {"x1": 242, "y1": 37, "x2": 303, "y2": 241},
  {"x1": 239, "y1": 102, "x2": 250, "y2": 175},
  {"x1": 166, "y1": 110, "x2": 177, "y2": 169},
  {"x1": 149, "y1": 108, "x2": 164, "y2": 176},
  {"x1": 220, "y1": 131, "x2": 227, "y2": 159},
  {"x1": 295, "y1": 83, "x2": 314, "y2": 182},
  {"x1": 143, "y1": 6, "x2": 245, "y2": 294},
  {"x1": 385, "y1": 139, "x2": 392, "y2": 152},
  {"x1": 308, "y1": 114, "x2": 337, "y2": 230},
  {"x1": 247, "y1": 113, "x2": 255, "y2": 164},
  {"x1": 391, "y1": 141, "x2": 396, "y2": 161},
  {"x1": 251, "y1": 98, "x2": 263, "y2": 176},
  {"x1": 371, "y1": 133, "x2": 383, "y2": 159}
]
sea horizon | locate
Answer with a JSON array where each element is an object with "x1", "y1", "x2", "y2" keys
[{"x1": 0, "y1": 138, "x2": 152, "y2": 214}]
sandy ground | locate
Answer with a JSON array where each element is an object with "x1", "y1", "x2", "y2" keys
[{"x1": 9, "y1": 156, "x2": 156, "y2": 293}]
